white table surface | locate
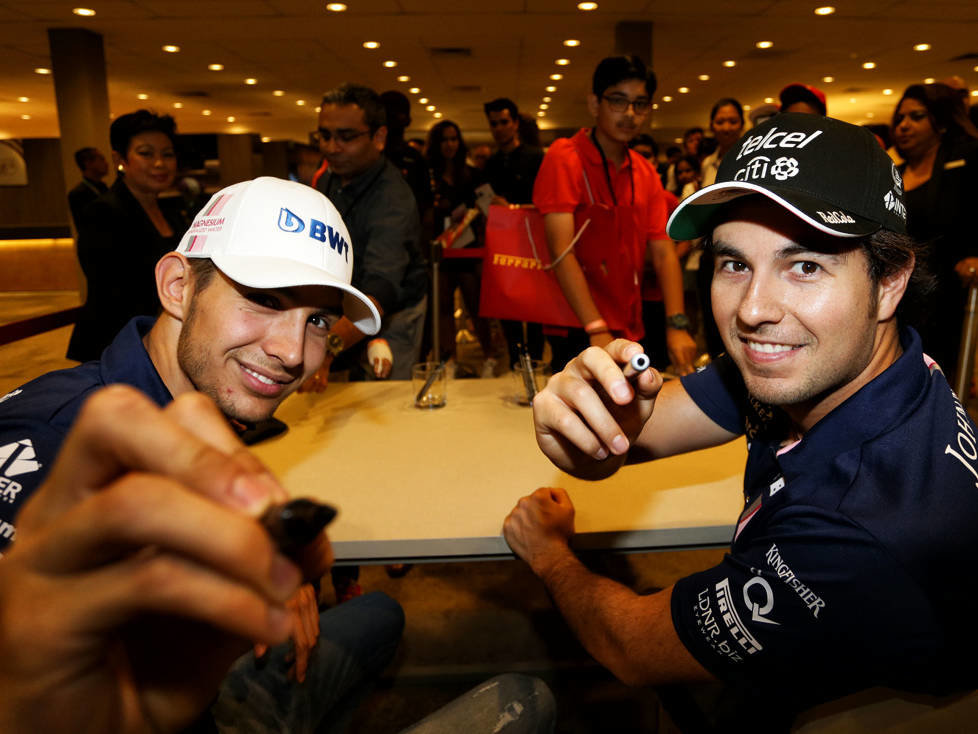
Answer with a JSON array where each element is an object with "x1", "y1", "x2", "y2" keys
[{"x1": 250, "y1": 377, "x2": 747, "y2": 564}]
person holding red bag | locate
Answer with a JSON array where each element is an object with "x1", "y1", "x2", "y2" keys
[{"x1": 532, "y1": 56, "x2": 697, "y2": 373}]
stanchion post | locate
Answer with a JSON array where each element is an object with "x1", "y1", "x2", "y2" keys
[
  {"x1": 430, "y1": 239, "x2": 442, "y2": 363},
  {"x1": 953, "y1": 282, "x2": 978, "y2": 399}
]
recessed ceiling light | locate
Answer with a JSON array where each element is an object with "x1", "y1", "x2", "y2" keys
[
  {"x1": 273, "y1": 90, "x2": 284, "y2": 96},
  {"x1": 924, "y1": 77, "x2": 935, "y2": 84},
  {"x1": 722, "y1": 60, "x2": 736, "y2": 68},
  {"x1": 822, "y1": 76, "x2": 835, "y2": 83},
  {"x1": 577, "y1": 2, "x2": 597, "y2": 9},
  {"x1": 173, "y1": 102, "x2": 183, "y2": 109},
  {"x1": 866, "y1": 112, "x2": 875, "y2": 118},
  {"x1": 540, "y1": 103, "x2": 549, "y2": 109},
  {"x1": 913, "y1": 43, "x2": 931, "y2": 52},
  {"x1": 743, "y1": 104, "x2": 751, "y2": 110},
  {"x1": 17, "y1": 96, "x2": 28, "y2": 102},
  {"x1": 137, "y1": 93, "x2": 149, "y2": 100},
  {"x1": 563, "y1": 39, "x2": 580, "y2": 47},
  {"x1": 652, "y1": 103, "x2": 658, "y2": 110},
  {"x1": 315, "y1": 106, "x2": 321, "y2": 112},
  {"x1": 537, "y1": 110, "x2": 546, "y2": 117},
  {"x1": 543, "y1": 96, "x2": 552, "y2": 102},
  {"x1": 383, "y1": 60, "x2": 397, "y2": 68},
  {"x1": 764, "y1": 97, "x2": 774, "y2": 103},
  {"x1": 974, "y1": 65, "x2": 978, "y2": 72},
  {"x1": 227, "y1": 116, "x2": 235, "y2": 122},
  {"x1": 862, "y1": 61, "x2": 876, "y2": 69},
  {"x1": 972, "y1": 90, "x2": 978, "y2": 97},
  {"x1": 397, "y1": 75, "x2": 410, "y2": 82},
  {"x1": 244, "y1": 78, "x2": 257, "y2": 85},
  {"x1": 698, "y1": 74, "x2": 710, "y2": 81},
  {"x1": 883, "y1": 88, "x2": 893, "y2": 95},
  {"x1": 678, "y1": 86, "x2": 689, "y2": 93},
  {"x1": 162, "y1": 45, "x2": 180, "y2": 53},
  {"x1": 326, "y1": 3, "x2": 346, "y2": 11},
  {"x1": 849, "y1": 97, "x2": 856, "y2": 103},
  {"x1": 409, "y1": 87, "x2": 420, "y2": 94},
  {"x1": 208, "y1": 63, "x2": 224, "y2": 71},
  {"x1": 674, "y1": 137, "x2": 683, "y2": 144},
  {"x1": 425, "y1": 105, "x2": 436, "y2": 111},
  {"x1": 34, "y1": 67, "x2": 51, "y2": 75},
  {"x1": 72, "y1": 7, "x2": 95, "y2": 16},
  {"x1": 550, "y1": 73, "x2": 563, "y2": 80},
  {"x1": 21, "y1": 114, "x2": 31, "y2": 120},
  {"x1": 296, "y1": 99, "x2": 306, "y2": 106},
  {"x1": 202, "y1": 109, "x2": 212, "y2": 116},
  {"x1": 756, "y1": 41, "x2": 773, "y2": 49},
  {"x1": 555, "y1": 58, "x2": 570, "y2": 66},
  {"x1": 814, "y1": 6, "x2": 835, "y2": 15},
  {"x1": 434, "y1": 112, "x2": 443, "y2": 118},
  {"x1": 363, "y1": 41, "x2": 380, "y2": 49},
  {"x1": 261, "y1": 136, "x2": 271, "y2": 143},
  {"x1": 662, "y1": 95, "x2": 673, "y2": 102},
  {"x1": 546, "y1": 85, "x2": 557, "y2": 92},
  {"x1": 419, "y1": 97, "x2": 429, "y2": 104}
]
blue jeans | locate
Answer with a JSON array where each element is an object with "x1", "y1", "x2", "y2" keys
[{"x1": 210, "y1": 591, "x2": 404, "y2": 734}]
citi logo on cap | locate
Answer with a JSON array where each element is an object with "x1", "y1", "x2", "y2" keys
[{"x1": 276, "y1": 207, "x2": 350, "y2": 262}]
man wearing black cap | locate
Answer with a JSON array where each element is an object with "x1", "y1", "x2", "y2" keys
[{"x1": 505, "y1": 113, "x2": 978, "y2": 728}]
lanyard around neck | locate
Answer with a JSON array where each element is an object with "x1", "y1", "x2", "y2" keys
[{"x1": 590, "y1": 128, "x2": 634, "y2": 207}]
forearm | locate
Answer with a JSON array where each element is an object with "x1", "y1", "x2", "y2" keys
[
  {"x1": 552, "y1": 254, "x2": 602, "y2": 327},
  {"x1": 649, "y1": 239, "x2": 686, "y2": 317},
  {"x1": 330, "y1": 296, "x2": 383, "y2": 353}
]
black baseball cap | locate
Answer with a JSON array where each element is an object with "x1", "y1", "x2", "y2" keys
[{"x1": 667, "y1": 113, "x2": 907, "y2": 241}]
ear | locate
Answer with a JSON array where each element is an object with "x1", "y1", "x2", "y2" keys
[
  {"x1": 587, "y1": 93, "x2": 600, "y2": 119},
  {"x1": 155, "y1": 252, "x2": 195, "y2": 322},
  {"x1": 372, "y1": 125, "x2": 388, "y2": 152},
  {"x1": 875, "y1": 253, "x2": 914, "y2": 322}
]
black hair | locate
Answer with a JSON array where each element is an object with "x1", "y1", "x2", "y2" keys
[
  {"x1": 894, "y1": 83, "x2": 978, "y2": 150},
  {"x1": 74, "y1": 146, "x2": 99, "y2": 171},
  {"x1": 484, "y1": 97, "x2": 519, "y2": 120},
  {"x1": 109, "y1": 110, "x2": 177, "y2": 158},
  {"x1": 425, "y1": 120, "x2": 468, "y2": 182},
  {"x1": 379, "y1": 90, "x2": 411, "y2": 132},
  {"x1": 683, "y1": 127, "x2": 705, "y2": 140},
  {"x1": 592, "y1": 55, "x2": 657, "y2": 99},
  {"x1": 629, "y1": 134, "x2": 658, "y2": 157},
  {"x1": 188, "y1": 257, "x2": 217, "y2": 291},
  {"x1": 321, "y1": 84, "x2": 387, "y2": 132},
  {"x1": 710, "y1": 98, "x2": 745, "y2": 126}
]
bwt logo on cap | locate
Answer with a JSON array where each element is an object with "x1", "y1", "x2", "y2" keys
[{"x1": 277, "y1": 207, "x2": 350, "y2": 262}]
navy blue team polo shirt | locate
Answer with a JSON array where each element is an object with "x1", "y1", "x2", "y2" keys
[
  {"x1": 0, "y1": 317, "x2": 170, "y2": 553},
  {"x1": 671, "y1": 327, "x2": 978, "y2": 721}
]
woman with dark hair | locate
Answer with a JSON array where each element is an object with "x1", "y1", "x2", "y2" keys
[
  {"x1": 425, "y1": 120, "x2": 494, "y2": 371},
  {"x1": 893, "y1": 83, "x2": 978, "y2": 370},
  {"x1": 67, "y1": 109, "x2": 187, "y2": 361}
]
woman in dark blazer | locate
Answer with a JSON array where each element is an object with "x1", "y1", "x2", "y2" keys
[{"x1": 67, "y1": 109, "x2": 186, "y2": 362}]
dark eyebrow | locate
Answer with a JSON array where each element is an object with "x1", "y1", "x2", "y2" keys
[{"x1": 776, "y1": 244, "x2": 844, "y2": 264}]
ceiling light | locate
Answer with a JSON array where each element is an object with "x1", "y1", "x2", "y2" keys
[
  {"x1": 34, "y1": 67, "x2": 51, "y2": 75},
  {"x1": 743, "y1": 104, "x2": 752, "y2": 110},
  {"x1": 972, "y1": 90, "x2": 978, "y2": 98},
  {"x1": 764, "y1": 97, "x2": 774, "y2": 103},
  {"x1": 397, "y1": 75, "x2": 410, "y2": 82},
  {"x1": 698, "y1": 74, "x2": 710, "y2": 81},
  {"x1": 563, "y1": 39, "x2": 580, "y2": 47},
  {"x1": 652, "y1": 103, "x2": 658, "y2": 110},
  {"x1": 913, "y1": 43, "x2": 931, "y2": 52},
  {"x1": 866, "y1": 112, "x2": 875, "y2": 118},
  {"x1": 21, "y1": 114, "x2": 31, "y2": 120},
  {"x1": 425, "y1": 105, "x2": 435, "y2": 111},
  {"x1": 326, "y1": 3, "x2": 347, "y2": 10},
  {"x1": 227, "y1": 116, "x2": 235, "y2": 122},
  {"x1": 315, "y1": 106, "x2": 321, "y2": 112},
  {"x1": 383, "y1": 60, "x2": 397, "y2": 68},
  {"x1": 296, "y1": 99, "x2": 306, "y2": 106},
  {"x1": 409, "y1": 87, "x2": 420, "y2": 94},
  {"x1": 173, "y1": 102, "x2": 183, "y2": 109},
  {"x1": 862, "y1": 61, "x2": 876, "y2": 69},
  {"x1": 722, "y1": 60, "x2": 736, "y2": 68},
  {"x1": 17, "y1": 96, "x2": 28, "y2": 102},
  {"x1": 678, "y1": 86, "x2": 689, "y2": 93},
  {"x1": 756, "y1": 41, "x2": 773, "y2": 49},
  {"x1": 208, "y1": 63, "x2": 224, "y2": 71},
  {"x1": 162, "y1": 45, "x2": 180, "y2": 53},
  {"x1": 537, "y1": 111, "x2": 546, "y2": 117},
  {"x1": 137, "y1": 93, "x2": 149, "y2": 100},
  {"x1": 674, "y1": 137, "x2": 683, "y2": 144},
  {"x1": 555, "y1": 58, "x2": 570, "y2": 66},
  {"x1": 849, "y1": 97, "x2": 856, "y2": 103},
  {"x1": 244, "y1": 78, "x2": 257, "y2": 85},
  {"x1": 883, "y1": 88, "x2": 893, "y2": 95},
  {"x1": 363, "y1": 41, "x2": 380, "y2": 49},
  {"x1": 72, "y1": 7, "x2": 95, "y2": 16},
  {"x1": 273, "y1": 89, "x2": 284, "y2": 96},
  {"x1": 543, "y1": 96, "x2": 552, "y2": 102},
  {"x1": 261, "y1": 136, "x2": 271, "y2": 143},
  {"x1": 546, "y1": 85, "x2": 557, "y2": 92},
  {"x1": 202, "y1": 109, "x2": 212, "y2": 116},
  {"x1": 924, "y1": 77, "x2": 936, "y2": 84},
  {"x1": 434, "y1": 112, "x2": 443, "y2": 118},
  {"x1": 822, "y1": 75, "x2": 835, "y2": 83},
  {"x1": 550, "y1": 73, "x2": 563, "y2": 80},
  {"x1": 540, "y1": 103, "x2": 549, "y2": 110},
  {"x1": 419, "y1": 97, "x2": 428, "y2": 104},
  {"x1": 577, "y1": 1, "x2": 597, "y2": 9},
  {"x1": 662, "y1": 95, "x2": 673, "y2": 102},
  {"x1": 814, "y1": 6, "x2": 835, "y2": 15}
]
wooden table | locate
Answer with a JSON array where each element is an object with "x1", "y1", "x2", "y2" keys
[{"x1": 251, "y1": 377, "x2": 747, "y2": 564}]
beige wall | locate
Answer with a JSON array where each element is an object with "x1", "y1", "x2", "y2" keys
[{"x1": 0, "y1": 139, "x2": 70, "y2": 234}]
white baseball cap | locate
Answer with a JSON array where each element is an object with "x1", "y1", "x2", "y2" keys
[{"x1": 176, "y1": 176, "x2": 380, "y2": 335}]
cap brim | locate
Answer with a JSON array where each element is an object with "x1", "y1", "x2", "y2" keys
[
  {"x1": 666, "y1": 181, "x2": 881, "y2": 241},
  {"x1": 210, "y1": 253, "x2": 382, "y2": 335}
]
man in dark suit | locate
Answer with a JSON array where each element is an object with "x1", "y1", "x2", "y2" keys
[{"x1": 66, "y1": 146, "x2": 109, "y2": 228}]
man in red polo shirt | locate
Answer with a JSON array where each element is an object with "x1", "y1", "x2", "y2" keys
[{"x1": 533, "y1": 55, "x2": 697, "y2": 372}]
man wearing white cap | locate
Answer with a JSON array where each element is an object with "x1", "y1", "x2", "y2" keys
[
  {"x1": 506, "y1": 114, "x2": 978, "y2": 728},
  {"x1": 0, "y1": 177, "x2": 405, "y2": 732}
]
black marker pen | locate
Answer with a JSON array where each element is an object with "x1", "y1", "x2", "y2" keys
[{"x1": 260, "y1": 498, "x2": 337, "y2": 560}]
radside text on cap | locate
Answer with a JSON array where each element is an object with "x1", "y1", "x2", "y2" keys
[
  {"x1": 176, "y1": 176, "x2": 381, "y2": 335},
  {"x1": 667, "y1": 113, "x2": 907, "y2": 242}
]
